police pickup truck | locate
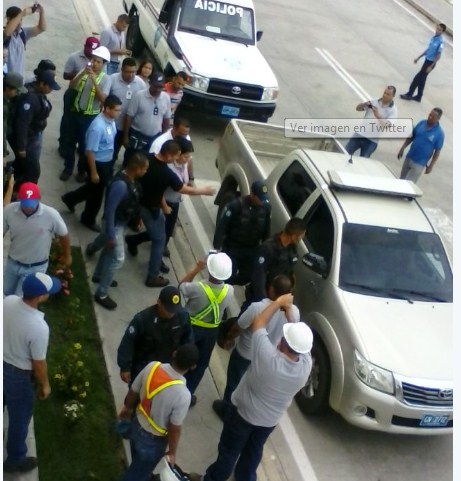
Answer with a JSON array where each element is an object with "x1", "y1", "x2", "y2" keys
[
  {"x1": 123, "y1": 0, "x2": 278, "y2": 121},
  {"x1": 215, "y1": 119, "x2": 453, "y2": 435}
]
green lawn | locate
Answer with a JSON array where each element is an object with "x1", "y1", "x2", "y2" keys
[{"x1": 34, "y1": 246, "x2": 125, "y2": 481}]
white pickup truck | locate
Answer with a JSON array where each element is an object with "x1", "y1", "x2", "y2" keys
[
  {"x1": 215, "y1": 119, "x2": 453, "y2": 435},
  {"x1": 123, "y1": 0, "x2": 279, "y2": 121}
]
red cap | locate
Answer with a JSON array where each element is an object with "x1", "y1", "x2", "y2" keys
[
  {"x1": 84, "y1": 37, "x2": 100, "y2": 51},
  {"x1": 18, "y1": 182, "x2": 41, "y2": 200}
]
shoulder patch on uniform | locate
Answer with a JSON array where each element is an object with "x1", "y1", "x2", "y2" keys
[
  {"x1": 128, "y1": 326, "x2": 135, "y2": 334},
  {"x1": 225, "y1": 209, "x2": 231, "y2": 217},
  {"x1": 292, "y1": 256, "x2": 298, "y2": 263},
  {"x1": 23, "y1": 103, "x2": 31, "y2": 111},
  {"x1": 258, "y1": 256, "x2": 265, "y2": 264}
]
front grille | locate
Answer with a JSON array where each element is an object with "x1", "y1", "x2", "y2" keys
[
  {"x1": 392, "y1": 415, "x2": 453, "y2": 428},
  {"x1": 207, "y1": 79, "x2": 263, "y2": 101},
  {"x1": 401, "y1": 382, "x2": 453, "y2": 407}
]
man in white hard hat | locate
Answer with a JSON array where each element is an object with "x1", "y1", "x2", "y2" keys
[
  {"x1": 60, "y1": 45, "x2": 112, "y2": 182},
  {"x1": 190, "y1": 293, "x2": 312, "y2": 481},
  {"x1": 179, "y1": 252, "x2": 234, "y2": 406}
]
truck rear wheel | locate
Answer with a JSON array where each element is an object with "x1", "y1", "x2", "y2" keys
[
  {"x1": 126, "y1": 16, "x2": 146, "y2": 57},
  {"x1": 295, "y1": 338, "x2": 331, "y2": 415}
]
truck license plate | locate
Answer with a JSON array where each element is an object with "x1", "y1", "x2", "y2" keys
[
  {"x1": 221, "y1": 105, "x2": 240, "y2": 117},
  {"x1": 419, "y1": 414, "x2": 449, "y2": 427}
]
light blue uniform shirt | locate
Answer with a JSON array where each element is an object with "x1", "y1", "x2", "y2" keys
[
  {"x1": 425, "y1": 34, "x2": 444, "y2": 61},
  {"x1": 85, "y1": 113, "x2": 116, "y2": 162}
]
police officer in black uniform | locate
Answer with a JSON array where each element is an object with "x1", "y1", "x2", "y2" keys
[
  {"x1": 213, "y1": 180, "x2": 271, "y2": 285},
  {"x1": 247, "y1": 217, "x2": 306, "y2": 306},
  {"x1": 11, "y1": 69, "x2": 60, "y2": 187},
  {"x1": 117, "y1": 285, "x2": 193, "y2": 384}
]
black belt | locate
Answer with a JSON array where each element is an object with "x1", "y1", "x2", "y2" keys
[
  {"x1": 4, "y1": 361, "x2": 33, "y2": 376},
  {"x1": 9, "y1": 257, "x2": 48, "y2": 268}
]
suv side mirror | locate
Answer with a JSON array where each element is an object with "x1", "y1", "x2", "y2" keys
[
  {"x1": 159, "y1": 10, "x2": 169, "y2": 23},
  {"x1": 303, "y1": 253, "x2": 328, "y2": 276},
  {"x1": 256, "y1": 30, "x2": 263, "y2": 41}
]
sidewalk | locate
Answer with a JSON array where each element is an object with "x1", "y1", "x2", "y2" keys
[{"x1": 402, "y1": 0, "x2": 453, "y2": 35}]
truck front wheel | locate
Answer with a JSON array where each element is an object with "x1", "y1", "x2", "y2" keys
[
  {"x1": 295, "y1": 338, "x2": 331, "y2": 415},
  {"x1": 126, "y1": 16, "x2": 146, "y2": 57}
]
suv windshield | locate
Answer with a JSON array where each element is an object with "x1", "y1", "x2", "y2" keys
[
  {"x1": 339, "y1": 224, "x2": 453, "y2": 302},
  {"x1": 178, "y1": 0, "x2": 255, "y2": 44}
]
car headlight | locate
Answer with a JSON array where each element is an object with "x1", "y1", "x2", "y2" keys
[
  {"x1": 189, "y1": 74, "x2": 209, "y2": 92},
  {"x1": 262, "y1": 86, "x2": 279, "y2": 101},
  {"x1": 354, "y1": 350, "x2": 395, "y2": 395}
]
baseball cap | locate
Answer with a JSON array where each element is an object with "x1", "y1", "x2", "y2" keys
[
  {"x1": 36, "y1": 69, "x2": 61, "y2": 90},
  {"x1": 84, "y1": 36, "x2": 100, "y2": 51},
  {"x1": 150, "y1": 72, "x2": 166, "y2": 85},
  {"x1": 4, "y1": 72, "x2": 27, "y2": 94},
  {"x1": 34, "y1": 59, "x2": 56, "y2": 75},
  {"x1": 251, "y1": 180, "x2": 269, "y2": 202},
  {"x1": 18, "y1": 182, "x2": 40, "y2": 209},
  {"x1": 22, "y1": 272, "x2": 61, "y2": 298},
  {"x1": 159, "y1": 286, "x2": 184, "y2": 314}
]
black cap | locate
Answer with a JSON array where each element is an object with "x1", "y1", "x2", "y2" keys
[
  {"x1": 34, "y1": 59, "x2": 56, "y2": 76},
  {"x1": 159, "y1": 286, "x2": 184, "y2": 314},
  {"x1": 36, "y1": 70, "x2": 61, "y2": 90},
  {"x1": 251, "y1": 180, "x2": 269, "y2": 202},
  {"x1": 150, "y1": 72, "x2": 166, "y2": 85}
]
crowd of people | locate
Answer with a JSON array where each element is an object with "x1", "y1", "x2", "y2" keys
[{"x1": 2, "y1": 5, "x2": 448, "y2": 481}]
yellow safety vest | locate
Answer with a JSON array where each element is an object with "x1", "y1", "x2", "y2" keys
[
  {"x1": 190, "y1": 282, "x2": 229, "y2": 328},
  {"x1": 137, "y1": 362, "x2": 184, "y2": 436},
  {"x1": 73, "y1": 71, "x2": 105, "y2": 115}
]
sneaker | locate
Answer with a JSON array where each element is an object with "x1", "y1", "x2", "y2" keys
[
  {"x1": 81, "y1": 220, "x2": 101, "y2": 233},
  {"x1": 3, "y1": 456, "x2": 38, "y2": 473},
  {"x1": 190, "y1": 394, "x2": 197, "y2": 407},
  {"x1": 212, "y1": 400, "x2": 225, "y2": 421},
  {"x1": 412, "y1": 96, "x2": 422, "y2": 102},
  {"x1": 160, "y1": 261, "x2": 170, "y2": 274},
  {"x1": 75, "y1": 171, "x2": 86, "y2": 183},
  {"x1": 145, "y1": 276, "x2": 169, "y2": 288},
  {"x1": 125, "y1": 235, "x2": 138, "y2": 256},
  {"x1": 61, "y1": 194, "x2": 75, "y2": 213},
  {"x1": 59, "y1": 170, "x2": 71, "y2": 181},
  {"x1": 400, "y1": 93, "x2": 412, "y2": 100},
  {"x1": 163, "y1": 245, "x2": 171, "y2": 257},
  {"x1": 94, "y1": 294, "x2": 117, "y2": 310},
  {"x1": 92, "y1": 277, "x2": 118, "y2": 287}
]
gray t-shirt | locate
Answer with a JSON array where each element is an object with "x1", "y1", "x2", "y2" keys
[
  {"x1": 6, "y1": 27, "x2": 33, "y2": 77},
  {"x1": 132, "y1": 362, "x2": 190, "y2": 436},
  {"x1": 100, "y1": 24, "x2": 125, "y2": 63},
  {"x1": 109, "y1": 73, "x2": 146, "y2": 130},
  {"x1": 127, "y1": 89, "x2": 171, "y2": 136},
  {"x1": 64, "y1": 49, "x2": 89, "y2": 77},
  {"x1": 74, "y1": 73, "x2": 112, "y2": 113},
  {"x1": 3, "y1": 295, "x2": 49, "y2": 370},
  {"x1": 237, "y1": 299, "x2": 300, "y2": 360},
  {"x1": 232, "y1": 328, "x2": 311, "y2": 427},
  {"x1": 180, "y1": 280, "x2": 234, "y2": 325},
  {"x1": 3, "y1": 202, "x2": 68, "y2": 263}
]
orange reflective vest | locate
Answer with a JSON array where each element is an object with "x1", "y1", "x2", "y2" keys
[{"x1": 137, "y1": 362, "x2": 184, "y2": 436}]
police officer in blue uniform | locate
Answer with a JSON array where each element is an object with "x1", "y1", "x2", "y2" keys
[{"x1": 213, "y1": 180, "x2": 271, "y2": 286}]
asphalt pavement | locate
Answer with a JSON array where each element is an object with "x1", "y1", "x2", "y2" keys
[{"x1": 2, "y1": 0, "x2": 453, "y2": 480}]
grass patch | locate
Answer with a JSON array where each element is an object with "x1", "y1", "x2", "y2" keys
[{"x1": 34, "y1": 246, "x2": 125, "y2": 481}]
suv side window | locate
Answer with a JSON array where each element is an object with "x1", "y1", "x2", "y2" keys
[
  {"x1": 277, "y1": 161, "x2": 317, "y2": 216},
  {"x1": 304, "y1": 197, "x2": 335, "y2": 267}
]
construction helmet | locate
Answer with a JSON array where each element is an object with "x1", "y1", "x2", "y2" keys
[
  {"x1": 92, "y1": 46, "x2": 111, "y2": 62},
  {"x1": 207, "y1": 252, "x2": 232, "y2": 281},
  {"x1": 283, "y1": 323, "x2": 313, "y2": 354},
  {"x1": 158, "y1": 457, "x2": 190, "y2": 481}
]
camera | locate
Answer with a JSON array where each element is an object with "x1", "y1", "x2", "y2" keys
[
  {"x1": 367, "y1": 101, "x2": 373, "y2": 108},
  {"x1": 31, "y1": 2, "x2": 39, "y2": 13}
]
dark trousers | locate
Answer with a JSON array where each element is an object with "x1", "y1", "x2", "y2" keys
[
  {"x1": 12, "y1": 132, "x2": 43, "y2": 187},
  {"x1": 63, "y1": 111, "x2": 98, "y2": 174},
  {"x1": 203, "y1": 404, "x2": 275, "y2": 481},
  {"x1": 185, "y1": 325, "x2": 219, "y2": 394},
  {"x1": 224, "y1": 246, "x2": 256, "y2": 286},
  {"x1": 112, "y1": 129, "x2": 124, "y2": 165},
  {"x1": 63, "y1": 161, "x2": 113, "y2": 225},
  {"x1": 58, "y1": 88, "x2": 76, "y2": 153},
  {"x1": 223, "y1": 348, "x2": 251, "y2": 404},
  {"x1": 408, "y1": 59, "x2": 435, "y2": 99},
  {"x1": 165, "y1": 201, "x2": 180, "y2": 242},
  {"x1": 3, "y1": 363, "x2": 34, "y2": 465}
]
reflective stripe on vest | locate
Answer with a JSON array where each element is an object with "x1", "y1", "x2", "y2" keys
[
  {"x1": 137, "y1": 362, "x2": 184, "y2": 436},
  {"x1": 73, "y1": 71, "x2": 105, "y2": 115},
  {"x1": 190, "y1": 282, "x2": 229, "y2": 328}
]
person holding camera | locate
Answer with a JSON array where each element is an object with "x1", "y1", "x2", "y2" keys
[
  {"x1": 3, "y1": 4, "x2": 46, "y2": 77},
  {"x1": 345, "y1": 85, "x2": 398, "y2": 158}
]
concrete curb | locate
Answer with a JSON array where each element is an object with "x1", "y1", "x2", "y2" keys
[{"x1": 402, "y1": 0, "x2": 453, "y2": 36}]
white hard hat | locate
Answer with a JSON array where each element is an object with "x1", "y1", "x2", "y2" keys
[
  {"x1": 283, "y1": 323, "x2": 313, "y2": 354},
  {"x1": 207, "y1": 252, "x2": 232, "y2": 281},
  {"x1": 159, "y1": 457, "x2": 186, "y2": 481},
  {"x1": 92, "y1": 46, "x2": 111, "y2": 62}
]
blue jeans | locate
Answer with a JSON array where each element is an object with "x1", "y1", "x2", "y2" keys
[
  {"x1": 3, "y1": 362, "x2": 35, "y2": 465},
  {"x1": 120, "y1": 417, "x2": 167, "y2": 481},
  {"x1": 3, "y1": 257, "x2": 48, "y2": 296},
  {"x1": 345, "y1": 135, "x2": 378, "y2": 158},
  {"x1": 107, "y1": 61, "x2": 120, "y2": 75},
  {"x1": 223, "y1": 348, "x2": 251, "y2": 403},
  {"x1": 185, "y1": 325, "x2": 219, "y2": 394},
  {"x1": 204, "y1": 405, "x2": 275, "y2": 481},
  {"x1": 140, "y1": 206, "x2": 166, "y2": 278},
  {"x1": 91, "y1": 223, "x2": 126, "y2": 297}
]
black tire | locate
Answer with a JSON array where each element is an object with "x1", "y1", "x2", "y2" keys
[
  {"x1": 216, "y1": 191, "x2": 238, "y2": 224},
  {"x1": 126, "y1": 16, "x2": 146, "y2": 57},
  {"x1": 295, "y1": 338, "x2": 331, "y2": 415}
]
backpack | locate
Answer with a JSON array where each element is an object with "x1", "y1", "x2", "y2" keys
[{"x1": 3, "y1": 28, "x2": 27, "y2": 49}]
